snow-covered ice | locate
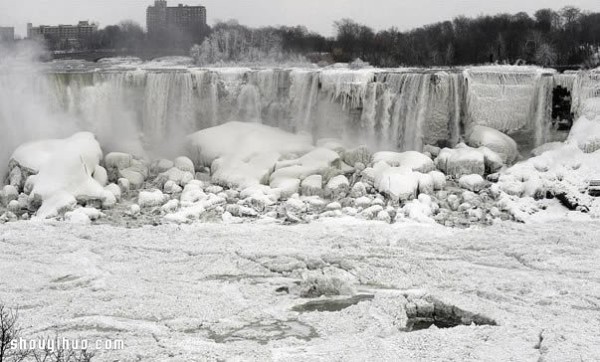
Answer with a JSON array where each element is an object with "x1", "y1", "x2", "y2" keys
[{"x1": 1, "y1": 216, "x2": 599, "y2": 361}]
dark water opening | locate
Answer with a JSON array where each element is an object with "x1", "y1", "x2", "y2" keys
[
  {"x1": 404, "y1": 298, "x2": 498, "y2": 332},
  {"x1": 292, "y1": 294, "x2": 375, "y2": 313},
  {"x1": 552, "y1": 85, "x2": 574, "y2": 131}
]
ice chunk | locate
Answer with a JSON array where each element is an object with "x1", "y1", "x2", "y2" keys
[
  {"x1": 301, "y1": 175, "x2": 323, "y2": 197},
  {"x1": 373, "y1": 162, "x2": 419, "y2": 202},
  {"x1": 459, "y1": 174, "x2": 487, "y2": 192},
  {"x1": 567, "y1": 111, "x2": 600, "y2": 153},
  {"x1": 467, "y1": 125, "x2": 519, "y2": 164},
  {"x1": 10, "y1": 132, "x2": 109, "y2": 219},
  {"x1": 186, "y1": 122, "x2": 313, "y2": 189},
  {"x1": 373, "y1": 151, "x2": 435, "y2": 173},
  {"x1": 436, "y1": 145, "x2": 485, "y2": 177},
  {"x1": 138, "y1": 189, "x2": 168, "y2": 208}
]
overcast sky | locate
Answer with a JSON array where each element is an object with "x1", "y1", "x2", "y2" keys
[{"x1": 2, "y1": 0, "x2": 599, "y2": 37}]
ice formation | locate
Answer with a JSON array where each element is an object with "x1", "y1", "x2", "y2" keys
[
  {"x1": 8, "y1": 132, "x2": 112, "y2": 219},
  {"x1": 2, "y1": 56, "x2": 600, "y2": 226},
  {"x1": 6, "y1": 61, "x2": 592, "y2": 159}
]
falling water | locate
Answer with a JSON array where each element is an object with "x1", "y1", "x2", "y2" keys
[{"x1": 4, "y1": 61, "x2": 594, "y2": 163}]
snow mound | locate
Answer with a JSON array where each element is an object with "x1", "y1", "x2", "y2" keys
[
  {"x1": 373, "y1": 151, "x2": 435, "y2": 173},
  {"x1": 10, "y1": 132, "x2": 110, "y2": 219},
  {"x1": 567, "y1": 99, "x2": 600, "y2": 153},
  {"x1": 497, "y1": 141, "x2": 600, "y2": 215},
  {"x1": 467, "y1": 125, "x2": 519, "y2": 164},
  {"x1": 436, "y1": 145, "x2": 485, "y2": 177},
  {"x1": 186, "y1": 122, "x2": 313, "y2": 189},
  {"x1": 373, "y1": 162, "x2": 420, "y2": 202}
]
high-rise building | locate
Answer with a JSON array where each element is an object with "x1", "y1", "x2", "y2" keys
[
  {"x1": 147, "y1": 1, "x2": 207, "y2": 38},
  {"x1": 0, "y1": 27, "x2": 15, "y2": 42},
  {"x1": 27, "y1": 21, "x2": 97, "y2": 49}
]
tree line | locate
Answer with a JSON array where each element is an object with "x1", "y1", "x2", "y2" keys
[
  {"x1": 57, "y1": 6, "x2": 600, "y2": 67},
  {"x1": 330, "y1": 6, "x2": 600, "y2": 67}
]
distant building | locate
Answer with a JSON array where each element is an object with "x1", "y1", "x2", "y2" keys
[
  {"x1": 147, "y1": 1, "x2": 207, "y2": 39},
  {"x1": 27, "y1": 21, "x2": 97, "y2": 49},
  {"x1": 0, "y1": 27, "x2": 15, "y2": 42}
]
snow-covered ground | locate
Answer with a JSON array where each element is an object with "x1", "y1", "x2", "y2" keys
[{"x1": 1, "y1": 209, "x2": 599, "y2": 361}]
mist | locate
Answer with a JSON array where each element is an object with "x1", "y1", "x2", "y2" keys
[{"x1": 0, "y1": 41, "x2": 79, "y2": 176}]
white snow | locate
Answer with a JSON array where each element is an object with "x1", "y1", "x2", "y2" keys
[
  {"x1": 1, "y1": 199, "x2": 600, "y2": 361},
  {"x1": 373, "y1": 151, "x2": 435, "y2": 173},
  {"x1": 467, "y1": 125, "x2": 519, "y2": 164},
  {"x1": 459, "y1": 174, "x2": 487, "y2": 192},
  {"x1": 373, "y1": 162, "x2": 420, "y2": 202},
  {"x1": 10, "y1": 132, "x2": 111, "y2": 219}
]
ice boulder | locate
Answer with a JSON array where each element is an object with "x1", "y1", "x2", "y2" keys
[
  {"x1": 436, "y1": 145, "x2": 485, "y2": 177},
  {"x1": 467, "y1": 125, "x2": 519, "y2": 164},
  {"x1": 567, "y1": 111, "x2": 600, "y2": 153},
  {"x1": 401, "y1": 194, "x2": 438, "y2": 223},
  {"x1": 373, "y1": 162, "x2": 419, "y2": 202},
  {"x1": 150, "y1": 159, "x2": 174, "y2": 176},
  {"x1": 429, "y1": 171, "x2": 446, "y2": 190},
  {"x1": 373, "y1": 151, "x2": 435, "y2": 173},
  {"x1": 342, "y1": 146, "x2": 372, "y2": 167},
  {"x1": 325, "y1": 175, "x2": 350, "y2": 199},
  {"x1": 9, "y1": 132, "x2": 111, "y2": 219},
  {"x1": 271, "y1": 148, "x2": 340, "y2": 183},
  {"x1": 174, "y1": 156, "x2": 195, "y2": 173},
  {"x1": 1, "y1": 185, "x2": 18, "y2": 206},
  {"x1": 186, "y1": 122, "x2": 313, "y2": 189},
  {"x1": 104, "y1": 152, "x2": 133, "y2": 179},
  {"x1": 155, "y1": 167, "x2": 195, "y2": 188},
  {"x1": 93, "y1": 165, "x2": 108, "y2": 186},
  {"x1": 459, "y1": 174, "x2": 487, "y2": 192},
  {"x1": 301, "y1": 175, "x2": 323, "y2": 197},
  {"x1": 138, "y1": 189, "x2": 168, "y2": 208}
]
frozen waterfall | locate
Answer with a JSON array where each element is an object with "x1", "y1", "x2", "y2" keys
[{"x1": 3, "y1": 64, "x2": 599, "y2": 160}]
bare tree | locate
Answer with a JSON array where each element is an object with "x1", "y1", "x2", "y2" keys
[
  {"x1": 0, "y1": 304, "x2": 94, "y2": 362},
  {"x1": 0, "y1": 305, "x2": 28, "y2": 362}
]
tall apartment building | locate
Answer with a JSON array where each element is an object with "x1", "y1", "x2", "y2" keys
[
  {"x1": 27, "y1": 21, "x2": 97, "y2": 49},
  {"x1": 147, "y1": 1, "x2": 207, "y2": 38},
  {"x1": 0, "y1": 27, "x2": 15, "y2": 42}
]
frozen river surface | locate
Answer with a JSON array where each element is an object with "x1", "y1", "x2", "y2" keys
[{"x1": 1, "y1": 214, "x2": 599, "y2": 361}]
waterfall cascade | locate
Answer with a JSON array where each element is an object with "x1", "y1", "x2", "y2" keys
[{"x1": 7, "y1": 64, "x2": 600, "y2": 158}]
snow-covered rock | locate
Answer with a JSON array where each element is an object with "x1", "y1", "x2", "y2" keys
[
  {"x1": 138, "y1": 189, "x2": 168, "y2": 208},
  {"x1": 567, "y1": 111, "x2": 600, "y2": 153},
  {"x1": 350, "y1": 182, "x2": 367, "y2": 198},
  {"x1": 301, "y1": 175, "x2": 323, "y2": 197},
  {"x1": 173, "y1": 156, "x2": 195, "y2": 173},
  {"x1": 93, "y1": 165, "x2": 108, "y2": 186},
  {"x1": 118, "y1": 178, "x2": 130, "y2": 193},
  {"x1": 459, "y1": 174, "x2": 487, "y2": 192},
  {"x1": 401, "y1": 194, "x2": 437, "y2": 223},
  {"x1": 64, "y1": 209, "x2": 92, "y2": 224},
  {"x1": 373, "y1": 151, "x2": 435, "y2": 173},
  {"x1": 429, "y1": 171, "x2": 446, "y2": 190},
  {"x1": 467, "y1": 125, "x2": 519, "y2": 164},
  {"x1": 373, "y1": 162, "x2": 419, "y2": 202},
  {"x1": 10, "y1": 132, "x2": 111, "y2": 219},
  {"x1": 271, "y1": 177, "x2": 301, "y2": 199},
  {"x1": 104, "y1": 184, "x2": 121, "y2": 201},
  {"x1": 163, "y1": 180, "x2": 183, "y2": 194},
  {"x1": 150, "y1": 159, "x2": 174, "y2": 176},
  {"x1": 161, "y1": 199, "x2": 179, "y2": 213},
  {"x1": 342, "y1": 146, "x2": 372, "y2": 167},
  {"x1": 325, "y1": 175, "x2": 350, "y2": 198},
  {"x1": 436, "y1": 145, "x2": 485, "y2": 177},
  {"x1": 186, "y1": 122, "x2": 313, "y2": 189},
  {"x1": 1, "y1": 185, "x2": 18, "y2": 206},
  {"x1": 155, "y1": 167, "x2": 194, "y2": 188},
  {"x1": 104, "y1": 152, "x2": 135, "y2": 182}
]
